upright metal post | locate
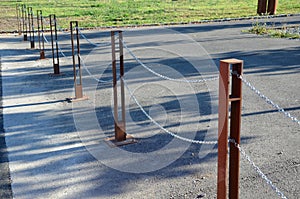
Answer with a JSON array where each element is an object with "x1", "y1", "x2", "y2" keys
[
  {"x1": 229, "y1": 60, "x2": 243, "y2": 199},
  {"x1": 28, "y1": 7, "x2": 35, "y2": 49},
  {"x1": 267, "y1": 0, "x2": 278, "y2": 15},
  {"x1": 119, "y1": 31, "x2": 126, "y2": 137},
  {"x1": 106, "y1": 30, "x2": 136, "y2": 147},
  {"x1": 69, "y1": 21, "x2": 88, "y2": 102},
  {"x1": 111, "y1": 30, "x2": 126, "y2": 142},
  {"x1": 218, "y1": 59, "x2": 230, "y2": 199},
  {"x1": 37, "y1": 10, "x2": 45, "y2": 59},
  {"x1": 22, "y1": 4, "x2": 27, "y2": 41},
  {"x1": 257, "y1": 0, "x2": 267, "y2": 15},
  {"x1": 218, "y1": 59, "x2": 243, "y2": 199},
  {"x1": 49, "y1": 14, "x2": 60, "y2": 75},
  {"x1": 16, "y1": 4, "x2": 22, "y2": 35},
  {"x1": 27, "y1": 7, "x2": 31, "y2": 45}
]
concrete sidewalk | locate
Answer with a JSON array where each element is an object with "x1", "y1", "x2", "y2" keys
[{"x1": 0, "y1": 15, "x2": 299, "y2": 199}]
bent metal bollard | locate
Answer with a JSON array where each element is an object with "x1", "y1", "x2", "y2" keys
[
  {"x1": 105, "y1": 30, "x2": 136, "y2": 147},
  {"x1": 37, "y1": 10, "x2": 45, "y2": 59},
  {"x1": 218, "y1": 59, "x2": 243, "y2": 199},
  {"x1": 69, "y1": 21, "x2": 88, "y2": 102},
  {"x1": 49, "y1": 14, "x2": 60, "y2": 75}
]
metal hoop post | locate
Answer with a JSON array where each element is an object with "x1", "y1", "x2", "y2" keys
[
  {"x1": 49, "y1": 14, "x2": 60, "y2": 75},
  {"x1": 16, "y1": 4, "x2": 22, "y2": 35},
  {"x1": 28, "y1": 7, "x2": 35, "y2": 49},
  {"x1": 69, "y1": 21, "x2": 88, "y2": 102},
  {"x1": 37, "y1": 10, "x2": 45, "y2": 59},
  {"x1": 22, "y1": 4, "x2": 27, "y2": 41},
  {"x1": 106, "y1": 30, "x2": 136, "y2": 147}
]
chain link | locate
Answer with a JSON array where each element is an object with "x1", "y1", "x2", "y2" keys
[
  {"x1": 232, "y1": 72, "x2": 300, "y2": 126},
  {"x1": 42, "y1": 34, "x2": 49, "y2": 44},
  {"x1": 228, "y1": 139, "x2": 288, "y2": 199},
  {"x1": 56, "y1": 24, "x2": 70, "y2": 35},
  {"x1": 57, "y1": 43, "x2": 67, "y2": 57},
  {"x1": 122, "y1": 77, "x2": 218, "y2": 145},
  {"x1": 77, "y1": 28, "x2": 110, "y2": 47},
  {"x1": 78, "y1": 54, "x2": 112, "y2": 83},
  {"x1": 41, "y1": 30, "x2": 66, "y2": 58},
  {"x1": 121, "y1": 39, "x2": 219, "y2": 83},
  {"x1": 40, "y1": 18, "x2": 67, "y2": 58}
]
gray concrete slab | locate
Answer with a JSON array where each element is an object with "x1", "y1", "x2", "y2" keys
[{"x1": 0, "y1": 15, "x2": 299, "y2": 199}]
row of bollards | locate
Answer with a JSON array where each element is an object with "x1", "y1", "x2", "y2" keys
[
  {"x1": 16, "y1": 4, "x2": 60, "y2": 74},
  {"x1": 17, "y1": 5, "x2": 132, "y2": 145},
  {"x1": 16, "y1": 4, "x2": 87, "y2": 103},
  {"x1": 15, "y1": 4, "x2": 244, "y2": 199}
]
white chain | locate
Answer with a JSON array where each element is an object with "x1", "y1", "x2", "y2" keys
[
  {"x1": 42, "y1": 32, "x2": 66, "y2": 57},
  {"x1": 228, "y1": 139, "x2": 288, "y2": 199},
  {"x1": 122, "y1": 77, "x2": 218, "y2": 145},
  {"x1": 77, "y1": 29, "x2": 110, "y2": 47},
  {"x1": 42, "y1": 34, "x2": 49, "y2": 44},
  {"x1": 50, "y1": 17, "x2": 69, "y2": 35},
  {"x1": 232, "y1": 72, "x2": 300, "y2": 126},
  {"x1": 121, "y1": 39, "x2": 219, "y2": 83},
  {"x1": 78, "y1": 54, "x2": 112, "y2": 83},
  {"x1": 56, "y1": 23, "x2": 70, "y2": 35},
  {"x1": 41, "y1": 18, "x2": 67, "y2": 57},
  {"x1": 57, "y1": 43, "x2": 67, "y2": 57}
]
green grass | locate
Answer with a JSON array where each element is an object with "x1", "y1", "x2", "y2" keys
[
  {"x1": 1, "y1": 0, "x2": 300, "y2": 30},
  {"x1": 247, "y1": 22, "x2": 300, "y2": 39}
]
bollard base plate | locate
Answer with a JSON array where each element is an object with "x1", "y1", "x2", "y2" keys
[{"x1": 104, "y1": 134, "x2": 137, "y2": 147}]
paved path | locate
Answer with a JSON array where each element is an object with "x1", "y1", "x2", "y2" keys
[{"x1": 0, "y1": 15, "x2": 299, "y2": 199}]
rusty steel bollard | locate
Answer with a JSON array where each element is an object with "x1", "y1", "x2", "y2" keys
[
  {"x1": 112, "y1": 30, "x2": 126, "y2": 142},
  {"x1": 37, "y1": 10, "x2": 45, "y2": 59},
  {"x1": 22, "y1": 4, "x2": 27, "y2": 41},
  {"x1": 16, "y1": 4, "x2": 22, "y2": 35},
  {"x1": 267, "y1": 0, "x2": 278, "y2": 15},
  {"x1": 68, "y1": 21, "x2": 88, "y2": 102},
  {"x1": 257, "y1": 0, "x2": 278, "y2": 15},
  {"x1": 28, "y1": 7, "x2": 35, "y2": 49},
  {"x1": 257, "y1": 0, "x2": 267, "y2": 15},
  {"x1": 49, "y1": 14, "x2": 60, "y2": 75},
  {"x1": 218, "y1": 59, "x2": 243, "y2": 199},
  {"x1": 105, "y1": 30, "x2": 136, "y2": 147}
]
